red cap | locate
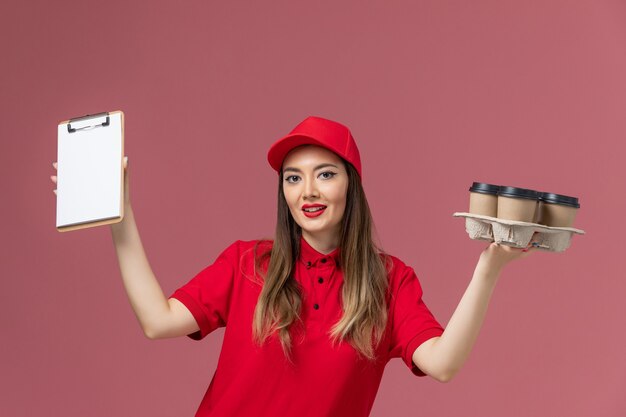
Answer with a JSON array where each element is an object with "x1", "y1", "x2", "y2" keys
[{"x1": 267, "y1": 116, "x2": 362, "y2": 179}]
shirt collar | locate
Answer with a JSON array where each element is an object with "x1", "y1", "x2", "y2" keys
[{"x1": 299, "y1": 235, "x2": 341, "y2": 267}]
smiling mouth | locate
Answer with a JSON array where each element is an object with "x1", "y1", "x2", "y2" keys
[{"x1": 303, "y1": 206, "x2": 327, "y2": 212}]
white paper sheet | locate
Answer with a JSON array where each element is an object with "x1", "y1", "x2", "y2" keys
[{"x1": 56, "y1": 111, "x2": 123, "y2": 229}]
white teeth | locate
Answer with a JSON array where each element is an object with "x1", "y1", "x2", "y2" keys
[{"x1": 304, "y1": 206, "x2": 326, "y2": 212}]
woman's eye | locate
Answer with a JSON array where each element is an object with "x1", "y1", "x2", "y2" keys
[{"x1": 320, "y1": 171, "x2": 336, "y2": 179}]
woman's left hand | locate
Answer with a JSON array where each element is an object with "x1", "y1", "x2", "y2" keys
[{"x1": 478, "y1": 232, "x2": 539, "y2": 273}]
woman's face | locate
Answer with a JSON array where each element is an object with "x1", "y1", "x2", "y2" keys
[{"x1": 281, "y1": 145, "x2": 349, "y2": 245}]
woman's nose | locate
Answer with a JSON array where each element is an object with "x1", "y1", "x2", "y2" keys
[{"x1": 303, "y1": 177, "x2": 319, "y2": 199}]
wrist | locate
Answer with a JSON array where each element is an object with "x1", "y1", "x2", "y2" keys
[
  {"x1": 112, "y1": 204, "x2": 133, "y2": 232},
  {"x1": 475, "y1": 256, "x2": 503, "y2": 282}
]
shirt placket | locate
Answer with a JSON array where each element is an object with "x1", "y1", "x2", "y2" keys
[{"x1": 304, "y1": 256, "x2": 336, "y2": 323}]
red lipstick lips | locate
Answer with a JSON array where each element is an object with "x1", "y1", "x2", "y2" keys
[{"x1": 302, "y1": 204, "x2": 327, "y2": 218}]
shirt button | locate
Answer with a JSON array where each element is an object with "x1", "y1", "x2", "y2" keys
[
  {"x1": 313, "y1": 303, "x2": 319, "y2": 310},
  {"x1": 306, "y1": 261, "x2": 311, "y2": 269},
  {"x1": 321, "y1": 258, "x2": 327, "y2": 263},
  {"x1": 318, "y1": 277, "x2": 324, "y2": 284}
]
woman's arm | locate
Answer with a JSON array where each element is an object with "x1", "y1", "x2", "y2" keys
[
  {"x1": 111, "y1": 202, "x2": 200, "y2": 339},
  {"x1": 411, "y1": 241, "x2": 537, "y2": 382}
]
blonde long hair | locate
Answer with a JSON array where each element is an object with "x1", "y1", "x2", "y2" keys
[{"x1": 250, "y1": 159, "x2": 392, "y2": 363}]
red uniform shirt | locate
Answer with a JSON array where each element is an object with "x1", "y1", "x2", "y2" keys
[{"x1": 170, "y1": 236, "x2": 444, "y2": 417}]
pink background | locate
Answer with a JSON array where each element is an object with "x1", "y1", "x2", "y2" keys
[{"x1": 2, "y1": 1, "x2": 625, "y2": 416}]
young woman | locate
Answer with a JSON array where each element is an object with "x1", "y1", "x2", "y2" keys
[{"x1": 51, "y1": 116, "x2": 537, "y2": 417}]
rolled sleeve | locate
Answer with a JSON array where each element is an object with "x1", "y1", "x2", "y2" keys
[
  {"x1": 388, "y1": 263, "x2": 444, "y2": 377},
  {"x1": 169, "y1": 240, "x2": 241, "y2": 340}
]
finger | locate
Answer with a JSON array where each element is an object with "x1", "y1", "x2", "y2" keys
[{"x1": 523, "y1": 245, "x2": 538, "y2": 253}]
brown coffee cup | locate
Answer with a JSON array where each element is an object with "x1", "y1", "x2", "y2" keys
[
  {"x1": 539, "y1": 192, "x2": 580, "y2": 227},
  {"x1": 468, "y1": 182, "x2": 499, "y2": 217},
  {"x1": 497, "y1": 186, "x2": 540, "y2": 222}
]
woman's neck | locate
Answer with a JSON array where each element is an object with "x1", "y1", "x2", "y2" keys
[{"x1": 301, "y1": 231, "x2": 339, "y2": 255}]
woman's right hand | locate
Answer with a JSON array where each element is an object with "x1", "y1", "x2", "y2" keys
[{"x1": 51, "y1": 156, "x2": 131, "y2": 207}]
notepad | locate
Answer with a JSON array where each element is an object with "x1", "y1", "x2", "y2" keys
[{"x1": 56, "y1": 111, "x2": 125, "y2": 232}]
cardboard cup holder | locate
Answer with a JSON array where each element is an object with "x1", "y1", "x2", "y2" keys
[{"x1": 453, "y1": 212, "x2": 585, "y2": 252}]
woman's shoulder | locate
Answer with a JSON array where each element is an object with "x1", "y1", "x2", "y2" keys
[
  {"x1": 378, "y1": 251, "x2": 417, "y2": 286},
  {"x1": 221, "y1": 238, "x2": 273, "y2": 250},
  {"x1": 226, "y1": 238, "x2": 274, "y2": 265},
  {"x1": 377, "y1": 250, "x2": 408, "y2": 270},
  {"x1": 214, "y1": 239, "x2": 274, "y2": 284},
  {"x1": 209, "y1": 239, "x2": 273, "y2": 267},
  {"x1": 235, "y1": 238, "x2": 274, "y2": 252}
]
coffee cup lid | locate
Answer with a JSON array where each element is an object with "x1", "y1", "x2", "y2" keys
[
  {"x1": 498, "y1": 186, "x2": 540, "y2": 200},
  {"x1": 540, "y1": 192, "x2": 580, "y2": 208},
  {"x1": 469, "y1": 182, "x2": 500, "y2": 195}
]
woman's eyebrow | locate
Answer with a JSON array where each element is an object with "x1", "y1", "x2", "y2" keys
[{"x1": 283, "y1": 163, "x2": 338, "y2": 174}]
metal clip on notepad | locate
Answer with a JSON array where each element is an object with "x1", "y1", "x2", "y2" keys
[{"x1": 67, "y1": 112, "x2": 110, "y2": 133}]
